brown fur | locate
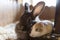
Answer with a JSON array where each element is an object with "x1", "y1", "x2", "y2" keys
[
  {"x1": 32, "y1": 6, "x2": 55, "y2": 20},
  {"x1": 39, "y1": 6, "x2": 56, "y2": 20}
]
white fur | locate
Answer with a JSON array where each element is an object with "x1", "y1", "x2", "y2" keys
[
  {"x1": 34, "y1": 16, "x2": 41, "y2": 23},
  {"x1": 34, "y1": 15, "x2": 54, "y2": 26},
  {"x1": 0, "y1": 21, "x2": 19, "y2": 40}
]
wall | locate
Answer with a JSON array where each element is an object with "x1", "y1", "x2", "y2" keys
[{"x1": 0, "y1": 0, "x2": 20, "y2": 26}]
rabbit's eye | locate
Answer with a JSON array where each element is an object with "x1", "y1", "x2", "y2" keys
[{"x1": 27, "y1": 17, "x2": 31, "y2": 22}]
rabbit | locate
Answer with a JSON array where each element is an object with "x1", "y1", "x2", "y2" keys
[{"x1": 15, "y1": 1, "x2": 45, "y2": 40}]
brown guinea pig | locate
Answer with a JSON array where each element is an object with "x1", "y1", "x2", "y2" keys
[{"x1": 30, "y1": 20, "x2": 54, "y2": 37}]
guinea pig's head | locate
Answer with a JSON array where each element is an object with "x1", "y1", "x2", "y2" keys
[
  {"x1": 20, "y1": 2, "x2": 45, "y2": 28},
  {"x1": 30, "y1": 22, "x2": 52, "y2": 37},
  {"x1": 30, "y1": 23, "x2": 47, "y2": 37}
]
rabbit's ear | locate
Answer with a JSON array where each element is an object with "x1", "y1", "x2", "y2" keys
[
  {"x1": 32, "y1": 1, "x2": 45, "y2": 16},
  {"x1": 25, "y1": 3, "x2": 31, "y2": 12}
]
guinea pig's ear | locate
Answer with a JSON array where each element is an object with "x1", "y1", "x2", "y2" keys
[
  {"x1": 32, "y1": 1, "x2": 45, "y2": 16},
  {"x1": 25, "y1": 2, "x2": 31, "y2": 12}
]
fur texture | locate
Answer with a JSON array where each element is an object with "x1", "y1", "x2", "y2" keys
[
  {"x1": 30, "y1": 21, "x2": 53, "y2": 37},
  {"x1": 15, "y1": 1, "x2": 45, "y2": 40}
]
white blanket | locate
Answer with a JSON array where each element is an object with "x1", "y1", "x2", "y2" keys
[{"x1": 0, "y1": 23, "x2": 18, "y2": 40}]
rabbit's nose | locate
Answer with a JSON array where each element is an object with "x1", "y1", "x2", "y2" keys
[{"x1": 27, "y1": 28, "x2": 31, "y2": 34}]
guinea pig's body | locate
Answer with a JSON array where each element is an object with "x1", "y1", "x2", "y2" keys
[{"x1": 30, "y1": 21, "x2": 54, "y2": 37}]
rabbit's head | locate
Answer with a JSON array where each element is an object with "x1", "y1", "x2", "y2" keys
[{"x1": 20, "y1": 2, "x2": 45, "y2": 32}]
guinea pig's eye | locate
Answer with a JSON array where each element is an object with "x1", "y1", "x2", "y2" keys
[
  {"x1": 35, "y1": 28, "x2": 39, "y2": 31},
  {"x1": 35, "y1": 28, "x2": 43, "y2": 32}
]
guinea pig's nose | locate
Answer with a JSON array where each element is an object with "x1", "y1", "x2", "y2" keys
[{"x1": 30, "y1": 34, "x2": 33, "y2": 37}]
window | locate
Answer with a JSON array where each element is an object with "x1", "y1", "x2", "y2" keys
[{"x1": 23, "y1": 0, "x2": 56, "y2": 7}]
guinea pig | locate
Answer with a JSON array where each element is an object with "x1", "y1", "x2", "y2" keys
[
  {"x1": 30, "y1": 21, "x2": 54, "y2": 37},
  {"x1": 15, "y1": 1, "x2": 45, "y2": 40}
]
